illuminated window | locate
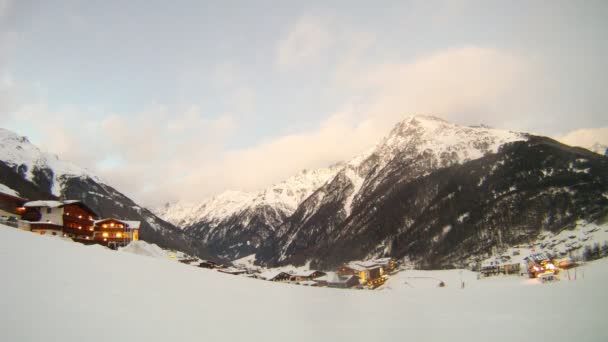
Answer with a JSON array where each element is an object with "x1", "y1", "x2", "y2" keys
[
  {"x1": 116, "y1": 233, "x2": 122, "y2": 238},
  {"x1": 102, "y1": 232, "x2": 109, "y2": 238},
  {"x1": 103, "y1": 224, "x2": 107, "y2": 228},
  {"x1": 89, "y1": 227, "x2": 94, "y2": 231},
  {"x1": 110, "y1": 223, "x2": 115, "y2": 227}
]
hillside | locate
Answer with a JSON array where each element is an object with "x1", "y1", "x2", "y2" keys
[
  {"x1": 259, "y1": 117, "x2": 608, "y2": 269},
  {"x1": 0, "y1": 128, "x2": 211, "y2": 259},
  {"x1": 1, "y1": 226, "x2": 607, "y2": 342}
]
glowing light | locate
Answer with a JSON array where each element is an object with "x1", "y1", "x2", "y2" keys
[
  {"x1": 116, "y1": 233, "x2": 122, "y2": 238},
  {"x1": 78, "y1": 215, "x2": 82, "y2": 219},
  {"x1": 102, "y1": 232, "x2": 109, "y2": 238},
  {"x1": 78, "y1": 226, "x2": 82, "y2": 230},
  {"x1": 110, "y1": 223, "x2": 115, "y2": 227}
]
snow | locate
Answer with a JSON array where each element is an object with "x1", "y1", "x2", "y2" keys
[
  {"x1": 119, "y1": 240, "x2": 170, "y2": 259},
  {"x1": 0, "y1": 128, "x2": 100, "y2": 196},
  {"x1": 156, "y1": 166, "x2": 342, "y2": 228},
  {"x1": 23, "y1": 200, "x2": 64, "y2": 208},
  {"x1": 342, "y1": 167, "x2": 364, "y2": 216},
  {"x1": 1, "y1": 226, "x2": 607, "y2": 341},
  {"x1": 0, "y1": 183, "x2": 21, "y2": 198}
]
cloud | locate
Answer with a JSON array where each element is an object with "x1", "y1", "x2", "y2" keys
[
  {"x1": 558, "y1": 127, "x2": 608, "y2": 148},
  {"x1": 147, "y1": 47, "x2": 533, "y2": 205},
  {"x1": 4, "y1": 103, "x2": 237, "y2": 204},
  {"x1": 4, "y1": 45, "x2": 535, "y2": 208},
  {"x1": 276, "y1": 15, "x2": 333, "y2": 70}
]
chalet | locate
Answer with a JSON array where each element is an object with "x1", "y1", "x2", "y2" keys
[
  {"x1": 480, "y1": 259, "x2": 521, "y2": 277},
  {"x1": 289, "y1": 270, "x2": 326, "y2": 282},
  {"x1": 22, "y1": 200, "x2": 99, "y2": 240},
  {"x1": 259, "y1": 271, "x2": 291, "y2": 282},
  {"x1": 93, "y1": 218, "x2": 140, "y2": 249},
  {"x1": 338, "y1": 260, "x2": 388, "y2": 288},
  {"x1": 0, "y1": 186, "x2": 26, "y2": 219},
  {"x1": 314, "y1": 272, "x2": 360, "y2": 288}
]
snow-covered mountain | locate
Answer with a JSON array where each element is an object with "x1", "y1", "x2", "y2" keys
[
  {"x1": 0, "y1": 128, "x2": 210, "y2": 258},
  {"x1": 256, "y1": 115, "x2": 608, "y2": 269},
  {"x1": 156, "y1": 165, "x2": 343, "y2": 259},
  {"x1": 0, "y1": 128, "x2": 98, "y2": 195},
  {"x1": 156, "y1": 166, "x2": 342, "y2": 228}
]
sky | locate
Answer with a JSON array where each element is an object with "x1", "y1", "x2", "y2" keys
[{"x1": 0, "y1": 0, "x2": 607, "y2": 207}]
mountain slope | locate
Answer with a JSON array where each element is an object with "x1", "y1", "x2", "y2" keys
[
  {"x1": 256, "y1": 117, "x2": 608, "y2": 269},
  {"x1": 260, "y1": 116, "x2": 528, "y2": 266},
  {"x1": 0, "y1": 128, "x2": 211, "y2": 259},
  {"x1": 158, "y1": 166, "x2": 342, "y2": 259}
]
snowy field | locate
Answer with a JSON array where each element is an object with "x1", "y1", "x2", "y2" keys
[{"x1": 1, "y1": 226, "x2": 607, "y2": 342}]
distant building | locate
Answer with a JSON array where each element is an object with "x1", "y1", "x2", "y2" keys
[
  {"x1": 259, "y1": 271, "x2": 291, "y2": 282},
  {"x1": 0, "y1": 189, "x2": 26, "y2": 219},
  {"x1": 314, "y1": 272, "x2": 359, "y2": 288},
  {"x1": 93, "y1": 218, "x2": 140, "y2": 249},
  {"x1": 289, "y1": 270, "x2": 326, "y2": 282},
  {"x1": 338, "y1": 258, "x2": 396, "y2": 288}
]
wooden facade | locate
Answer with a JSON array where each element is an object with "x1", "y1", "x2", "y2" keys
[
  {"x1": 289, "y1": 270, "x2": 326, "y2": 282},
  {"x1": 0, "y1": 191, "x2": 26, "y2": 218},
  {"x1": 93, "y1": 218, "x2": 140, "y2": 249}
]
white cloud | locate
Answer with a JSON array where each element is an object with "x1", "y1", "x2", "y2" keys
[
  {"x1": 4, "y1": 46, "x2": 536, "y2": 208},
  {"x1": 276, "y1": 15, "x2": 333, "y2": 70},
  {"x1": 558, "y1": 127, "x2": 608, "y2": 148}
]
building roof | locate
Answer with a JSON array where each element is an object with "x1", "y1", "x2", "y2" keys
[
  {"x1": 24, "y1": 200, "x2": 100, "y2": 217},
  {"x1": 24, "y1": 200, "x2": 64, "y2": 208},
  {"x1": 0, "y1": 184, "x2": 26, "y2": 201},
  {"x1": 259, "y1": 270, "x2": 289, "y2": 281},
  {"x1": 290, "y1": 270, "x2": 323, "y2": 278},
  {"x1": 94, "y1": 218, "x2": 141, "y2": 229},
  {"x1": 315, "y1": 272, "x2": 357, "y2": 284},
  {"x1": 218, "y1": 267, "x2": 247, "y2": 275}
]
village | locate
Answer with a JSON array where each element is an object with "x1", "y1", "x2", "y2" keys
[{"x1": 0, "y1": 186, "x2": 596, "y2": 290}]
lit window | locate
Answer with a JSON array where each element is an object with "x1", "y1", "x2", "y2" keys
[
  {"x1": 102, "y1": 232, "x2": 109, "y2": 238},
  {"x1": 103, "y1": 224, "x2": 107, "y2": 228},
  {"x1": 116, "y1": 233, "x2": 122, "y2": 238},
  {"x1": 110, "y1": 223, "x2": 115, "y2": 227},
  {"x1": 89, "y1": 227, "x2": 94, "y2": 231}
]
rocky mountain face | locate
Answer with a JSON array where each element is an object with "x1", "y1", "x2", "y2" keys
[
  {"x1": 157, "y1": 166, "x2": 342, "y2": 259},
  {"x1": 263, "y1": 135, "x2": 608, "y2": 269},
  {"x1": 0, "y1": 129, "x2": 212, "y2": 259},
  {"x1": 154, "y1": 115, "x2": 608, "y2": 269}
]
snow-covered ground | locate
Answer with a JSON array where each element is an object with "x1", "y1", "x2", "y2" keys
[{"x1": 1, "y1": 226, "x2": 607, "y2": 342}]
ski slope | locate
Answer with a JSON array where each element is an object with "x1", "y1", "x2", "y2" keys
[{"x1": 1, "y1": 226, "x2": 607, "y2": 342}]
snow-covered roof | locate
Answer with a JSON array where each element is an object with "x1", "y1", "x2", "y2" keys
[
  {"x1": 0, "y1": 183, "x2": 24, "y2": 200},
  {"x1": 315, "y1": 272, "x2": 357, "y2": 284},
  {"x1": 218, "y1": 267, "x2": 247, "y2": 274},
  {"x1": 298, "y1": 280, "x2": 318, "y2": 286},
  {"x1": 290, "y1": 270, "x2": 322, "y2": 277},
  {"x1": 24, "y1": 200, "x2": 64, "y2": 208},
  {"x1": 259, "y1": 270, "x2": 289, "y2": 281},
  {"x1": 94, "y1": 218, "x2": 141, "y2": 229}
]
